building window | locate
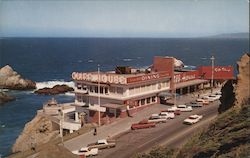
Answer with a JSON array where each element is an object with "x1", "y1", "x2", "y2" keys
[
  {"x1": 90, "y1": 86, "x2": 93, "y2": 93},
  {"x1": 77, "y1": 83, "x2": 82, "y2": 90},
  {"x1": 129, "y1": 87, "x2": 134, "y2": 95},
  {"x1": 117, "y1": 87, "x2": 123, "y2": 94},
  {"x1": 141, "y1": 99, "x2": 145, "y2": 105},
  {"x1": 105, "y1": 87, "x2": 108, "y2": 94},
  {"x1": 94, "y1": 86, "x2": 98, "y2": 93},
  {"x1": 137, "y1": 100, "x2": 140, "y2": 106},
  {"x1": 152, "y1": 96, "x2": 156, "y2": 102},
  {"x1": 110, "y1": 87, "x2": 115, "y2": 93},
  {"x1": 146, "y1": 97, "x2": 151, "y2": 104},
  {"x1": 77, "y1": 95, "x2": 82, "y2": 102},
  {"x1": 100, "y1": 87, "x2": 104, "y2": 94}
]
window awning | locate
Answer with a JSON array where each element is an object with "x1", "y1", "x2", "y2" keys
[{"x1": 101, "y1": 103, "x2": 126, "y2": 110}]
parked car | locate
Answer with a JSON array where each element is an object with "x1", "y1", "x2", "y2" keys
[
  {"x1": 72, "y1": 147, "x2": 98, "y2": 157},
  {"x1": 87, "y1": 139, "x2": 116, "y2": 150},
  {"x1": 160, "y1": 96, "x2": 174, "y2": 105},
  {"x1": 183, "y1": 114, "x2": 203, "y2": 125},
  {"x1": 158, "y1": 112, "x2": 175, "y2": 119},
  {"x1": 167, "y1": 106, "x2": 178, "y2": 111},
  {"x1": 214, "y1": 91, "x2": 222, "y2": 95},
  {"x1": 177, "y1": 104, "x2": 193, "y2": 112},
  {"x1": 186, "y1": 101, "x2": 203, "y2": 108},
  {"x1": 162, "y1": 109, "x2": 181, "y2": 115},
  {"x1": 208, "y1": 94, "x2": 221, "y2": 101},
  {"x1": 131, "y1": 119, "x2": 156, "y2": 130},
  {"x1": 196, "y1": 98, "x2": 210, "y2": 105},
  {"x1": 148, "y1": 115, "x2": 167, "y2": 123}
]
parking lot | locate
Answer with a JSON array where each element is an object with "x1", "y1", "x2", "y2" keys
[{"x1": 96, "y1": 100, "x2": 219, "y2": 158}]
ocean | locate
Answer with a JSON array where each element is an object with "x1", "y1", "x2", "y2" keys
[{"x1": 0, "y1": 37, "x2": 249, "y2": 156}]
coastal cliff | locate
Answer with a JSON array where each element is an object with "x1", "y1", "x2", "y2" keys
[
  {"x1": 136, "y1": 53, "x2": 250, "y2": 158},
  {"x1": 12, "y1": 115, "x2": 59, "y2": 153},
  {"x1": 0, "y1": 65, "x2": 36, "y2": 90},
  {"x1": 234, "y1": 53, "x2": 250, "y2": 107}
]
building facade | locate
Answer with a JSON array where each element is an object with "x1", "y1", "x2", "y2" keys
[{"x1": 71, "y1": 56, "x2": 234, "y2": 124}]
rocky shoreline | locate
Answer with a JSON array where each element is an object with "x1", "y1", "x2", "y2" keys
[
  {"x1": 34, "y1": 84, "x2": 74, "y2": 95},
  {"x1": 0, "y1": 65, "x2": 36, "y2": 90}
]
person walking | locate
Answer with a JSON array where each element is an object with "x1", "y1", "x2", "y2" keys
[{"x1": 93, "y1": 127, "x2": 97, "y2": 136}]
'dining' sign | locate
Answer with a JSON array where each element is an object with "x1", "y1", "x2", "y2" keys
[
  {"x1": 72, "y1": 72, "x2": 127, "y2": 84},
  {"x1": 127, "y1": 72, "x2": 170, "y2": 83}
]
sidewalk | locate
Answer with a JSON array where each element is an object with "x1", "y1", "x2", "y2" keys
[
  {"x1": 64, "y1": 103, "x2": 168, "y2": 151},
  {"x1": 64, "y1": 88, "x2": 221, "y2": 151}
]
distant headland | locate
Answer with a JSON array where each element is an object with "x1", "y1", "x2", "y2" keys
[{"x1": 207, "y1": 32, "x2": 249, "y2": 39}]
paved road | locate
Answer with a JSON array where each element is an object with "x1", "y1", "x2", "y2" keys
[{"x1": 96, "y1": 101, "x2": 219, "y2": 158}]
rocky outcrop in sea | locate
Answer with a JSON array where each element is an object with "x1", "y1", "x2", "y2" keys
[
  {"x1": 0, "y1": 92, "x2": 15, "y2": 104},
  {"x1": 34, "y1": 84, "x2": 74, "y2": 95},
  {"x1": 0, "y1": 65, "x2": 36, "y2": 90}
]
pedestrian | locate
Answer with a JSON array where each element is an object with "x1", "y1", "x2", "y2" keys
[{"x1": 93, "y1": 127, "x2": 97, "y2": 136}]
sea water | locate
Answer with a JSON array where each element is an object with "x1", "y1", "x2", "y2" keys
[{"x1": 0, "y1": 37, "x2": 249, "y2": 156}]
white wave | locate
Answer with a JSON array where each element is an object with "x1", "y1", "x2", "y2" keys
[
  {"x1": 0, "y1": 89, "x2": 9, "y2": 92},
  {"x1": 35, "y1": 80, "x2": 75, "y2": 90},
  {"x1": 123, "y1": 58, "x2": 133, "y2": 61},
  {"x1": 64, "y1": 92, "x2": 75, "y2": 96}
]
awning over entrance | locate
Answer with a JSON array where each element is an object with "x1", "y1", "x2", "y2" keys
[
  {"x1": 175, "y1": 79, "x2": 208, "y2": 89},
  {"x1": 101, "y1": 103, "x2": 126, "y2": 110},
  {"x1": 158, "y1": 92, "x2": 173, "y2": 97}
]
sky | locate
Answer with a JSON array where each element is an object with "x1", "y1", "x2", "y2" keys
[{"x1": 0, "y1": 0, "x2": 249, "y2": 37}]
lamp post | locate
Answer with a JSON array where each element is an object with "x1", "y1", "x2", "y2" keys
[
  {"x1": 58, "y1": 109, "x2": 64, "y2": 146},
  {"x1": 97, "y1": 64, "x2": 101, "y2": 126},
  {"x1": 210, "y1": 55, "x2": 215, "y2": 94}
]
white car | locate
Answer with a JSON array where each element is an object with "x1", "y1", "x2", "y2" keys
[
  {"x1": 159, "y1": 112, "x2": 175, "y2": 119},
  {"x1": 72, "y1": 147, "x2": 98, "y2": 157},
  {"x1": 186, "y1": 101, "x2": 203, "y2": 108},
  {"x1": 167, "y1": 106, "x2": 178, "y2": 112},
  {"x1": 183, "y1": 114, "x2": 203, "y2": 125},
  {"x1": 209, "y1": 94, "x2": 221, "y2": 101},
  {"x1": 177, "y1": 104, "x2": 193, "y2": 112},
  {"x1": 152, "y1": 112, "x2": 175, "y2": 119},
  {"x1": 148, "y1": 115, "x2": 167, "y2": 123},
  {"x1": 196, "y1": 98, "x2": 210, "y2": 105}
]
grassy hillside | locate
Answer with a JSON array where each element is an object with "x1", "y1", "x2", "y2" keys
[{"x1": 135, "y1": 104, "x2": 250, "y2": 158}]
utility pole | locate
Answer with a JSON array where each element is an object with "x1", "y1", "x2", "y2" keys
[
  {"x1": 98, "y1": 64, "x2": 101, "y2": 126},
  {"x1": 58, "y1": 109, "x2": 64, "y2": 146},
  {"x1": 211, "y1": 55, "x2": 215, "y2": 94}
]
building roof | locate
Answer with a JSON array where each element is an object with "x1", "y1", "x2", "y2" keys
[{"x1": 175, "y1": 79, "x2": 209, "y2": 89}]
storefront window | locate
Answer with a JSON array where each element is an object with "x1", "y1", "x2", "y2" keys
[
  {"x1": 141, "y1": 99, "x2": 145, "y2": 105},
  {"x1": 152, "y1": 96, "x2": 156, "y2": 102},
  {"x1": 146, "y1": 97, "x2": 151, "y2": 104}
]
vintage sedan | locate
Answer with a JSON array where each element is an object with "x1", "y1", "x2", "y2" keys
[
  {"x1": 131, "y1": 119, "x2": 156, "y2": 130},
  {"x1": 72, "y1": 147, "x2": 98, "y2": 157},
  {"x1": 87, "y1": 139, "x2": 116, "y2": 150},
  {"x1": 183, "y1": 114, "x2": 203, "y2": 125}
]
